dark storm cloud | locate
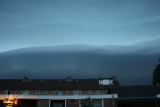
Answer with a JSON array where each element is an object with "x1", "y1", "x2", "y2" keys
[
  {"x1": 0, "y1": 0, "x2": 160, "y2": 85},
  {"x1": 0, "y1": 45, "x2": 159, "y2": 85}
]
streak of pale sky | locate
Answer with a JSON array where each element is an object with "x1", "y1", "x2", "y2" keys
[{"x1": 0, "y1": 0, "x2": 160, "y2": 52}]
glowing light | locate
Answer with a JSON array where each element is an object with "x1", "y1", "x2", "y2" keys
[{"x1": 3, "y1": 98, "x2": 18, "y2": 104}]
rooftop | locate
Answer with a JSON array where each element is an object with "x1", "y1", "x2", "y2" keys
[
  {"x1": 0, "y1": 77, "x2": 119, "y2": 90},
  {"x1": 111, "y1": 85, "x2": 158, "y2": 98}
]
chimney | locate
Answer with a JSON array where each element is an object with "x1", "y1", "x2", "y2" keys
[
  {"x1": 66, "y1": 76, "x2": 72, "y2": 81},
  {"x1": 90, "y1": 77, "x2": 92, "y2": 81},
  {"x1": 22, "y1": 76, "x2": 28, "y2": 81},
  {"x1": 68, "y1": 76, "x2": 71, "y2": 80}
]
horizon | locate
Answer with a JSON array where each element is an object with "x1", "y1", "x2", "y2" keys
[{"x1": 0, "y1": 36, "x2": 160, "y2": 53}]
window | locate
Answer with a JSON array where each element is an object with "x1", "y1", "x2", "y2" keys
[
  {"x1": 74, "y1": 90, "x2": 81, "y2": 95},
  {"x1": 22, "y1": 90, "x2": 29, "y2": 95},
  {"x1": 70, "y1": 100, "x2": 78, "y2": 104},
  {"x1": 43, "y1": 90, "x2": 47, "y2": 95},
  {"x1": 89, "y1": 90, "x2": 92, "y2": 95},
  {"x1": 97, "y1": 90, "x2": 101, "y2": 94},
  {"x1": 94, "y1": 99, "x2": 102, "y2": 107},
  {"x1": 99, "y1": 79, "x2": 113, "y2": 85},
  {"x1": 54, "y1": 90, "x2": 62, "y2": 95},
  {"x1": 109, "y1": 80, "x2": 113, "y2": 85},
  {"x1": 4, "y1": 90, "x2": 11, "y2": 94},
  {"x1": 36, "y1": 90, "x2": 40, "y2": 95}
]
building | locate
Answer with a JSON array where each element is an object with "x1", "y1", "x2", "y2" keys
[
  {"x1": 111, "y1": 85, "x2": 160, "y2": 107},
  {"x1": 0, "y1": 76, "x2": 119, "y2": 107}
]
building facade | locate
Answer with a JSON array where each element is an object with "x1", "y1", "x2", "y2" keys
[
  {"x1": 0, "y1": 76, "x2": 119, "y2": 107},
  {"x1": 111, "y1": 85, "x2": 160, "y2": 107}
]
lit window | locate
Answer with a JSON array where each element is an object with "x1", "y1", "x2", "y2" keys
[
  {"x1": 74, "y1": 90, "x2": 81, "y2": 95},
  {"x1": 97, "y1": 90, "x2": 101, "y2": 94},
  {"x1": 109, "y1": 80, "x2": 113, "y2": 85},
  {"x1": 89, "y1": 90, "x2": 92, "y2": 95},
  {"x1": 22, "y1": 90, "x2": 29, "y2": 95},
  {"x1": 4, "y1": 90, "x2": 11, "y2": 95},
  {"x1": 54, "y1": 90, "x2": 62, "y2": 95},
  {"x1": 43, "y1": 90, "x2": 47, "y2": 95},
  {"x1": 99, "y1": 79, "x2": 113, "y2": 85},
  {"x1": 36, "y1": 90, "x2": 40, "y2": 95}
]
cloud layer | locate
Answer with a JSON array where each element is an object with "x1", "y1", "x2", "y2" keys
[
  {"x1": 0, "y1": 0, "x2": 160, "y2": 52},
  {"x1": 0, "y1": 41, "x2": 159, "y2": 85}
]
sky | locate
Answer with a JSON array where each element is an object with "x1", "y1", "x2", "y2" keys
[
  {"x1": 0, "y1": 0, "x2": 160, "y2": 85},
  {"x1": 0, "y1": 0, "x2": 160, "y2": 52}
]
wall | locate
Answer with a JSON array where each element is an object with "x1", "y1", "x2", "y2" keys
[
  {"x1": 66, "y1": 99, "x2": 79, "y2": 107},
  {"x1": 37, "y1": 99, "x2": 49, "y2": 107},
  {"x1": 104, "y1": 98, "x2": 117, "y2": 107},
  {"x1": 0, "y1": 90, "x2": 108, "y2": 95}
]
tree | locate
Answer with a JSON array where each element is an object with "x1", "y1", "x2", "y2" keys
[
  {"x1": 153, "y1": 58, "x2": 160, "y2": 85},
  {"x1": 81, "y1": 97, "x2": 94, "y2": 107}
]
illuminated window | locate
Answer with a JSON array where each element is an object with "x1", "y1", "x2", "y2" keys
[
  {"x1": 99, "y1": 79, "x2": 113, "y2": 85},
  {"x1": 109, "y1": 80, "x2": 113, "y2": 85},
  {"x1": 4, "y1": 90, "x2": 11, "y2": 94},
  {"x1": 43, "y1": 90, "x2": 47, "y2": 95},
  {"x1": 36, "y1": 90, "x2": 40, "y2": 95}
]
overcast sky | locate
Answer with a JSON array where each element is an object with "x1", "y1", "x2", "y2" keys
[{"x1": 0, "y1": 0, "x2": 160, "y2": 52}]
